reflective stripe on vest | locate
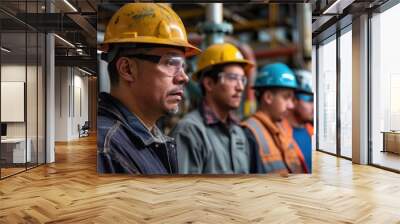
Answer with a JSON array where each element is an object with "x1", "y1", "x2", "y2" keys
[{"x1": 244, "y1": 117, "x2": 289, "y2": 174}]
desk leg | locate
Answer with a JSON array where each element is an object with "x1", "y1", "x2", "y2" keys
[{"x1": 382, "y1": 133, "x2": 386, "y2": 152}]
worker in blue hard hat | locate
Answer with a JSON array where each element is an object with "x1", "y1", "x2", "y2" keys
[
  {"x1": 281, "y1": 69, "x2": 314, "y2": 173},
  {"x1": 242, "y1": 63, "x2": 308, "y2": 174}
]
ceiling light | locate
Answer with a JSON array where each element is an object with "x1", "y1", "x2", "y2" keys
[
  {"x1": 322, "y1": 0, "x2": 341, "y2": 14},
  {"x1": 1, "y1": 47, "x2": 11, "y2": 53},
  {"x1": 54, "y1": 34, "x2": 75, "y2": 48},
  {"x1": 63, "y1": 0, "x2": 78, "y2": 12},
  {"x1": 322, "y1": 0, "x2": 354, "y2": 15}
]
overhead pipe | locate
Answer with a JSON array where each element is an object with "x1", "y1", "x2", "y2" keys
[
  {"x1": 205, "y1": 3, "x2": 224, "y2": 45},
  {"x1": 198, "y1": 3, "x2": 232, "y2": 47},
  {"x1": 254, "y1": 45, "x2": 298, "y2": 59},
  {"x1": 302, "y1": 3, "x2": 312, "y2": 70},
  {"x1": 207, "y1": 3, "x2": 223, "y2": 23}
]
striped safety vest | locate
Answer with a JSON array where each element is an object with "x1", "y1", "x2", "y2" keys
[{"x1": 242, "y1": 111, "x2": 307, "y2": 174}]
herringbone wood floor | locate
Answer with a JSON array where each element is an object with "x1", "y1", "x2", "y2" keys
[{"x1": 0, "y1": 135, "x2": 400, "y2": 224}]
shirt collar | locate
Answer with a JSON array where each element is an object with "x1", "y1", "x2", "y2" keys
[
  {"x1": 99, "y1": 92, "x2": 173, "y2": 147},
  {"x1": 200, "y1": 99, "x2": 240, "y2": 126},
  {"x1": 253, "y1": 111, "x2": 280, "y2": 135}
]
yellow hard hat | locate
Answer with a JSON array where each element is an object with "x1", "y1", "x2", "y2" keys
[
  {"x1": 192, "y1": 43, "x2": 254, "y2": 81},
  {"x1": 101, "y1": 3, "x2": 201, "y2": 57}
]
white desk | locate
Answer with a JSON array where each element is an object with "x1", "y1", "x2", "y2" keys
[{"x1": 1, "y1": 138, "x2": 31, "y2": 163}]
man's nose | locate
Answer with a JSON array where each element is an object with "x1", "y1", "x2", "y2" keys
[
  {"x1": 287, "y1": 98, "x2": 295, "y2": 110},
  {"x1": 174, "y1": 70, "x2": 189, "y2": 85},
  {"x1": 236, "y1": 79, "x2": 245, "y2": 92}
]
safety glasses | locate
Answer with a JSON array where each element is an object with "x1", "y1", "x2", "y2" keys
[
  {"x1": 123, "y1": 54, "x2": 187, "y2": 77},
  {"x1": 218, "y1": 72, "x2": 247, "y2": 86}
]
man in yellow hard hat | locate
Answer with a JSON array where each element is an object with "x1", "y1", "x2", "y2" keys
[
  {"x1": 170, "y1": 43, "x2": 256, "y2": 174},
  {"x1": 97, "y1": 3, "x2": 201, "y2": 174}
]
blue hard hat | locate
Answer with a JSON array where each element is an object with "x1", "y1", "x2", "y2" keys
[
  {"x1": 295, "y1": 93, "x2": 314, "y2": 102},
  {"x1": 253, "y1": 63, "x2": 298, "y2": 89},
  {"x1": 294, "y1": 69, "x2": 313, "y2": 95}
]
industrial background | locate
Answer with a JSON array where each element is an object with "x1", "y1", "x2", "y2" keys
[{"x1": 97, "y1": 3, "x2": 312, "y2": 131}]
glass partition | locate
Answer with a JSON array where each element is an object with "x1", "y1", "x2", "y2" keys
[
  {"x1": 1, "y1": 30, "x2": 27, "y2": 177},
  {"x1": 339, "y1": 27, "x2": 352, "y2": 158},
  {"x1": 0, "y1": 0, "x2": 46, "y2": 179},
  {"x1": 317, "y1": 35, "x2": 337, "y2": 155}
]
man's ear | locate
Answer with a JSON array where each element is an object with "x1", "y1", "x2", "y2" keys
[
  {"x1": 202, "y1": 76, "x2": 216, "y2": 93},
  {"x1": 262, "y1": 90, "x2": 274, "y2": 105},
  {"x1": 116, "y1": 57, "x2": 137, "y2": 83}
]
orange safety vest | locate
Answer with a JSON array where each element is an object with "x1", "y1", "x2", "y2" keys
[
  {"x1": 242, "y1": 111, "x2": 307, "y2": 174},
  {"x1": 281, "y1": 119, "x2": 310, "y2": 173}
]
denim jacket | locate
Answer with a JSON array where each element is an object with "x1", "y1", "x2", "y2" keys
[{"x1": 97, "y1": 92, "x2": 178, "y2": 174}]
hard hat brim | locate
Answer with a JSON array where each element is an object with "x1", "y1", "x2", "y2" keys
[
  {"x1": 295, "y1": 89, "x2": 314, "y2": 95},
  {"x1": 101, "y1": 38, "x2": 201, "y2": 57}
]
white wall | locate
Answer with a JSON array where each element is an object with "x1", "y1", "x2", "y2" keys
[
  {"x1": 55, "y1": 67, "x2": 89, "y2": 141},
  {"x1": 55, "y1": 66, "x2": 69, "y2": 141},
  {"x1": 1, "y1": 65, "x2": 31, "y2": 138},
  {"x1": 72, "y1": 72, "x2": 89, "y2": 138}
]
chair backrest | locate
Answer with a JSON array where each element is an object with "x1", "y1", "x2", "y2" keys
[{"x1": 82, "y1": 121, "x2": 90, "y2": 129}]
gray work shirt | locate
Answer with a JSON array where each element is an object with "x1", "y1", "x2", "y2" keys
[{"x1": 170, "y1": 101, "x2": 251, "y2": 174}]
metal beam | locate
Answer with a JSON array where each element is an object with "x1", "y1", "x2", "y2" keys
[
  {"x1": 312, "y1": 15, "x2": 335, "y2": 33},
  {"x1": 322, "y1": 0, "x2": 356, "y2": 15},
  {"x1": 67, "y1": 13, "x2": 97, "y2": 47},
  {"x1": 55, "y1": 56, "x2": 96, "y2": 72},
  {"x1": 8, "y1": 13, "x2": 82, "y2": 32},
  {"x1": 186, "y1": 19, "x2": 285, "y2": 33}
]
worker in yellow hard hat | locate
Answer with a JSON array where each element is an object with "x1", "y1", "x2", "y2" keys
[
  {"x1": 170, "y1": 43, "x2": 257, "y2": 174},
  {"x1": 97, "y1": 3, "x2": 201, "y2": 174}
]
